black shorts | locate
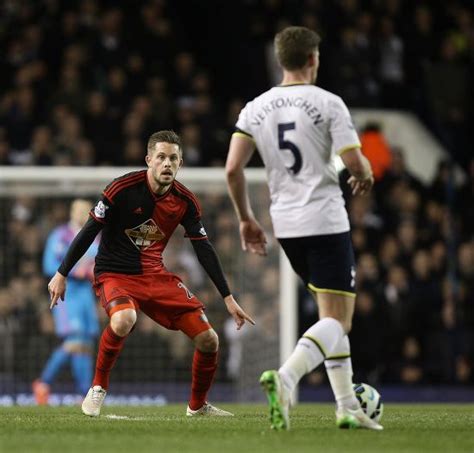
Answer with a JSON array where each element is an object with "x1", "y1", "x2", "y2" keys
[{"x1": 278, "y1": 231, "x2": 356, "y2": 297}]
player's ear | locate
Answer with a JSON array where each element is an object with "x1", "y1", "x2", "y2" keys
[{"x1": 145, "y1": 153, "x2": 151, "y2": 167}]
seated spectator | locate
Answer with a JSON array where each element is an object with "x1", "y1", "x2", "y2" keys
[{"x1": 397, "y1": 336, "x2": 424, "y2": 384}]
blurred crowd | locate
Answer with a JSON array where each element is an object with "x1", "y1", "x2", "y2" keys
[
  {"x1": 0, "y1": 0, "x2": 473, "y2": 392},
  {"x1": 0, "y1": 0, "x2": 473, "y2": 167},
  {"x1": 0, "y1": 150, "x2": 473, "y2": 390},
  {"x1": 302, "y1": 152, "x2": 474, "y2": 386},
  {"x1": 0, "y1": 188, "x2": 281, "y2": 391}
]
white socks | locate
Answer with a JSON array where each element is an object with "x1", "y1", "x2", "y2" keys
[
  {"x1": 325, "y1": 335, "x2": 359, "y2": 409},
  {"x1": 278, "y1": 318, "x2": 359, "y2": 410},
  {"x1": 279, "y1": 317, "x2": 344, "y2": 393}
]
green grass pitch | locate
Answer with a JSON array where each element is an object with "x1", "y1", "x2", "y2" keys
[{"x1": 1, "y1": 404, "x2": 473, "y2": 453}]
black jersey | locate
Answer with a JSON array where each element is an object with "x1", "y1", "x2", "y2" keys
[
  {"x1": 90, "y1": 170, "x2": 208, "y2": 276},
  {"x1": 58, "y1": 170, "x2": 231, "y2": 297}
]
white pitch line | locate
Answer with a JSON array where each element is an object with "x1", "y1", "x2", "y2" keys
[{"x1": 105, "y1": 414, "x2": 148, "y2": 421}]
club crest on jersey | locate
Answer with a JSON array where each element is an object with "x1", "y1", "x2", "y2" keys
[
  {"x1": 125, "y1": 218, "x2": 165, "y2": 250},
  {"x1": 94, "y1": 200, "x2": 109, "y2": 219},
  {"x1": 350, "y1": 266, "x2": 356, "y2": 288}
]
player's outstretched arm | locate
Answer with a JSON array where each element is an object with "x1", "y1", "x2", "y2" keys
[
  {"x1": 224, "y1": 294, "x2": 255, "y2": 330},
  {"x1": 48, "y1": 216, "x2": 103, "y2": 309},
  {"x1": 48, "y1": 271, "x2": 66, "y2": 309}
]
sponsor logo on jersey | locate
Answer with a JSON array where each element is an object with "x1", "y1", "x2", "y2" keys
[
  {"x1": 199, "y1": 227, "x2": 207, "y2": 236},
  {"x1": 125, "y1": 218, "x2": 165, "y2": 250},
  {"x1": 94, "y1": 200, "x2": 109, "y2": 219}
]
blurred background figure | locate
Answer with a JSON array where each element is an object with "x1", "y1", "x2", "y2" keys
[
  {"x1": 32, "y1": 199, "x2": 99, "y2": 405},
  {"x1": 359, "y1": 122, "x2": 392, "y2": 181}
]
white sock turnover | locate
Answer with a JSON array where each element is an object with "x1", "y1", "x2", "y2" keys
[{"x1": 279, "y1": 317, "x2": 344, "y2": 393}]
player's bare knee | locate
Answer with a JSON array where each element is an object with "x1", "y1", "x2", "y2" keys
[
  {"x1": 110, "y1": 309, "x2": 137, "y2": 337},
  {"x1": 194, "y1": 329, "x2": 219, "y2": 353}
]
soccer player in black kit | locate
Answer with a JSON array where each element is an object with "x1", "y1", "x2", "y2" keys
[{"x1": 48, "y1": 130, "x2": 255, "y2": 417}]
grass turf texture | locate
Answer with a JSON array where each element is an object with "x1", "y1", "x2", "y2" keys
[{"x1": 1, "y1": 404, "x2": 473, "y2": 453}]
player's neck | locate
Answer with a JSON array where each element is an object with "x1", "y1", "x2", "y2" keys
[
  {"x1": 280, "y1": 69, "x2": 314, "y2": 86},
  {"x1": 147, "y1": 169, "x2": 171, "y2": 195},
  {"x1": 150, "y1": 180, "x2": 171, "y2": 195}
]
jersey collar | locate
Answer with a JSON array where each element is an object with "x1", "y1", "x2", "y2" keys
[{"x1": 277, "y1": 82, "x2": 313, "y2": 87}]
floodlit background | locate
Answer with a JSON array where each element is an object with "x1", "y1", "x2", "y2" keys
[{"x1": 0, "y1": 0, "x2": 473, "y2": 404}]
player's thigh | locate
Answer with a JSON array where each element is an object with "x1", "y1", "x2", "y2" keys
[
  {"x1": 278, "y1": 237, "x2": 309, "y2": 283},
  {"x1": 94, "y1": 274, "x2": 140, "y2": 317},
  {"x1": 305, "y1": 232, "x2": 356, "y2": 297},
  {"x1": 174, "y1": 309, "x2": 213, "y2": 340},
  {"x1": 139, "y1": 274, "x2": 208, "y2": 335}
]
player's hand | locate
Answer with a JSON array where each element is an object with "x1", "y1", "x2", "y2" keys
[
  {"x1": 348, "y1": 175, "x2": 374, "y2": 196},
  {"x1": 224, "y1": 295, "x2": 256, "y2": 330},
  {"x1": 240, "y1": 219, "x2": 267, "y2": 256},
  {"x1": 48, "y1": 271, "x2": 67, "y2": 309}
]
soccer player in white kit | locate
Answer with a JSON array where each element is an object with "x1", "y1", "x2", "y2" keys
[{"x1": 225, "y1": 26, "x2": 382, "y2": 431}]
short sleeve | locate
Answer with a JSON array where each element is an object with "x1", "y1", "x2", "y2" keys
[
  {"x1": 235, "y1": 102, "x2": 253, "y2": 138},
  {"x1": 328, "y1": 97, "x2": 361, "y2": 155}
]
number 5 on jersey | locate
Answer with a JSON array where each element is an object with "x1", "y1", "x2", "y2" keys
[{"x1": 278, "y1": 122, "x2": 302, "y2": 175}]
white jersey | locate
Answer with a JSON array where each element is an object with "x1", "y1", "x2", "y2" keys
[{"x1": 235, "y1": 84, "x2": 360, "y2": 238}]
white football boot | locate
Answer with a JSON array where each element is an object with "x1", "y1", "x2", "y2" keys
[
  {"x1": 82, "y1": 386, "x2": 107, "y2": 417},
  {"x1": 186, "y1": 402, "x2": 234, "y2": 416},
  {"x1": 336, "y1": 406, "x2": 383, "y2": 431}
]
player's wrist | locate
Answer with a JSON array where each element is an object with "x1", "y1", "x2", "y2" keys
[
  {"x1": 354, "y1": 171, "x2": 373, "y2": 182},
  {"x1": 56, "y1": 269, "x2": 68, "y2": 278}
]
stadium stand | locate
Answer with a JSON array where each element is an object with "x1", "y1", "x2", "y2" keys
[{"x1": 0, "y1": 0, "x2": 473, "y2": 399}]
